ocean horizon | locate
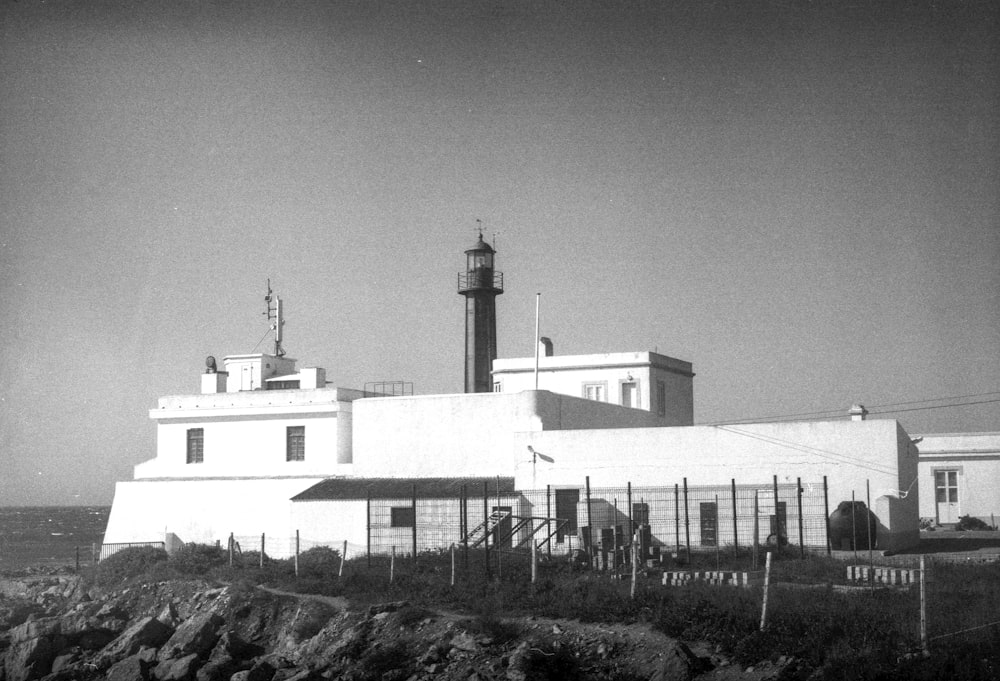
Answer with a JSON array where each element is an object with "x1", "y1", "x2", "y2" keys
[{"x1": 0, "y1": 505, "x2": 111, "y2": 572}]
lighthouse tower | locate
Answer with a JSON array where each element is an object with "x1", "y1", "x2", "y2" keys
[{"x1": 457, "y1": 232, "x2": 504, "y2": 393}]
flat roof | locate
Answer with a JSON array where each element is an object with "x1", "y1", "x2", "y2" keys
[{"x1": 292, "y1": 476, "x2": 517, "y2": 501}]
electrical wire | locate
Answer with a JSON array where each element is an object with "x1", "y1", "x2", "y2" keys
[{"x1": 699, "y1": 390, "x2": 1000, "y2": 427}]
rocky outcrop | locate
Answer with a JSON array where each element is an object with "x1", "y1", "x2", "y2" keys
[{"x1": 1, "y1": 576, "x2": 728, "y2": 681}]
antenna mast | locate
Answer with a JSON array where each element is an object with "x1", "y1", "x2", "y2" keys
[{"x1": 263, "y1": 279, "x2": 286, "y2": 357}]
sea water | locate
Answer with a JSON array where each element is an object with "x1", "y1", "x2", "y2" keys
[{"x1": 0, "y1": 506, "x2": 111, "y2": 572}]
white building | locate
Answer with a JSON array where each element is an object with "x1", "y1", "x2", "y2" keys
[
  {"x1": 492, "y1": 344, "x2": 694, "y2": 426},
  {"x1": 104, "y1": 345, "x2": 923, "y2": 555},
  {"x1": 914, "y1": 432, "x2": 1000, "y2": 527}
]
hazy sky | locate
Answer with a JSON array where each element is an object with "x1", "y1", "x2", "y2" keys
[{"x1": 1, "y1": 0, "x2": 997, "y2": 506}]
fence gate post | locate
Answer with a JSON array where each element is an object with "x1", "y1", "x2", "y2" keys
[{"x1": 295, "y1": 530, "x2": 300, "y2": 577}]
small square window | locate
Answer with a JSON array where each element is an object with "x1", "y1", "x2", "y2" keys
[
  {"x1": 391, "y1": 507, "x2": 415, "y2": 528},
  {"x1": 583, "y1": 383, "x2": 606, "y2": 402},
  {"x1": 286, "y1": 426, "x2": 305, "y2": 462},
  {"x1": 186, "y1": 428, "x2": 204, "y2": 464}
]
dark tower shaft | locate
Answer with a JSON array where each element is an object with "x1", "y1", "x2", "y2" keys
[{"x1": 458, "y1": 235, "x2": 504, "y2": 393}]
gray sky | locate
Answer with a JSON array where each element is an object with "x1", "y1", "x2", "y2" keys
[{"x1": 1, "y1": 0, "x2": 997, "y2": 506}]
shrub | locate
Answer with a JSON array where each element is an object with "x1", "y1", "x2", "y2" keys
[
  {"x1": 170, "y1": 543, "x2": 228, "y2": 575},
  {"x1": 956, "y1": 515, "x2": 994, "y2": 531},
  {"x1": 296, "y1": 546, "x2": 342, "y2": 579},
  {"x1": 94, "y1": 545, "x2": 169, "y2": 586}
]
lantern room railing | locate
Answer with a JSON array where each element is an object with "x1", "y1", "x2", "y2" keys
[{"x1": 458, "y1": 270, "x2": 504, "y2": 293}]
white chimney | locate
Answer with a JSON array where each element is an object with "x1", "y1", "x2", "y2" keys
[{"x1": 848, "y1": 404, "x2": 869, "y2": 421}]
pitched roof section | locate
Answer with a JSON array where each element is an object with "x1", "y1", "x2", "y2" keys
[{"x1": 292, "y1": 477, "x2": 517, "y2": 501}]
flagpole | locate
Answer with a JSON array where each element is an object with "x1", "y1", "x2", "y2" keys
[{"x1": 534, "y1": 293, "x2": 540, "y2": 390}]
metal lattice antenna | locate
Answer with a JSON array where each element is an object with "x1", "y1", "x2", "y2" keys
[
  {"x1": 475, "y1": 218, "x2": 483, "y2": 239},
  {"x1": 262, "y1": 279, "x2": 285, "y2": 357}
]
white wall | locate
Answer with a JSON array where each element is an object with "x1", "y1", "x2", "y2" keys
[
  {"x1": 103, "y1": 478, "x2": 328, "y2": 558},
  {"x1": 493, "y1": 351, "x2": 694, "y2": 426},
  {"x1": 138, "y1": 387, "x2": 363, "y2": 478},
  {"x1": 916, "y1": 432, "x2": 1000, "y2": 523},
  {"x1": 351, "y1": 390, "x2": 666, "y2": 478},
  {"x1": 512, "y1": 419, "x2": 919, "y2": 550}
]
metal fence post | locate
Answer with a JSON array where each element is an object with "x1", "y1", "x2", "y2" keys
[
  {"x1": 260, "y1": 533, "x2": 265, "y2": 568},
  {"x1": 462, "y1": 484, "x2": 469, "y2": 569},
  {"x1": 585, "y1": 475, "x2": 593, "y2": 567},
  {"x1": 295, "y1": 530, "x2": 300, "y2": 577},
  {"x1": 412, "y1": 483, "x2": 418, "y2": 565},
  {"x1": 627, "y1": 481, "x2": 634, "y2": 538},
  {"x1": 823, "y1": 476, "x2": 831, "y2": 555},
  {"x1": 674, "y1": 483, "x2": 680, "y2": 557},
  {"x1": 683, "y1": 477, "x2": 690, "y2": 563},
  {"x1": 797, "y1": 477, "x2": 804, "y2": 558},
  {"x1": 366, "y1": 491, "x2": 372, "y2": 567},
  {"x1": 772, "y1": 474, "x2": 780, "y2": 556},
  {"x1": 546, "y1": 484, "x2": 552, "y2": 560},
  {"x1": 731, "y1": 478, "x2": 739, "y2": 555},
  {"x1": 483, "y1": 480, "x2": 490, "y2": 579}
]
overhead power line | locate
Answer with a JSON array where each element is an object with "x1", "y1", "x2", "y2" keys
[{"x1": 699, "y1": 390, "x2": 1000, "y2": 427}]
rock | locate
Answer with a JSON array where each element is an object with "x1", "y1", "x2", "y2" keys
[
  {"x1": 449, "y1": 632, "x2": 479, "y2": 653},
  {"x1": 231, "y1": 660, "x2": 275, "y2": 681},
  {"x1": 158, "y1": 613, "x2": 224, "y2": 661},
  {"x1": 49, "y1": 649, "x2": 79, "y2": 674},
  {"x1": 153, "y1": 653, "x2": 200, "y2": 681},
  {"x1": 193, "y1": 655, "x2": 242, "y2": 681},
  {"x1": 3, "y1": 618, "x2": 65, "y2": 681},
  {"x1": 366, "y1": 601, "x2": 409, "y2": 617},
  {"x1": 98, "y1": 617, "x2": 175, "y2": 667},
  {"x1": 208, "y1": 632, "x2": 260, "y2": 664},
  {"x1": 648, "y1": 640, "x2": 709, "y2": 681},
  {"x1": 157, "y1": 604, "x2": 180, "y2": 628},
  {"x1": 105, "y1": 653, "x2": 151, "y2": 681}
]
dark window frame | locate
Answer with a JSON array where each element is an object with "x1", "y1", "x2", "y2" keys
[
  {"x1": 286, "y1": 425, "x2": 305, "y2": 462},
  {"x1": 391, "y1": 507, "x2": 415, "y2": 528},
  {"x1": 186, "y1": 428, "x2": 204, "y2": 464}
]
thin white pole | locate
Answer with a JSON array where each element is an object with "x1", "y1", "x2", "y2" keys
[
  {"x1": 760, "y1": 550, "x2": 773, "y2": 631},
  {"x1": 339, "y1": 540, "x2": 347, "y2": 577},
  {"x1": 390, "y1": 546, "x2": 395, "y2": 583},
  {"x1": 451, "y1": 543, "x2": 456, "y2": 587},
  {"x1": 533, "y1": 293, "x2": 541, "y2": 390}
]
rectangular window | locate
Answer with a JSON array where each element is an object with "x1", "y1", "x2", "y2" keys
[
  {"x1": 583, "y1": 383, "x2": 606, "y2": 402},
  {"x1": 621, "y1": 381, "x2": 638, "y2": 408},
  {"x1": 935, "y1": 471, "x2": 958, "y2": 503},
  {"x1": 286, "y1": 426, "x2": 305, "y2": 462},
  {"x1": 493, "y1": 381, "x2": 502, "y2": 392},
  {"x1": 391, "y1": 507, "x2": 415, "y2": 528},
  {"x1": 186, "y1": 428, "x2": 204, "y2": 464},
  {"x1": 656, "y1": 380, "x2": 666, "y2": 417}
]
